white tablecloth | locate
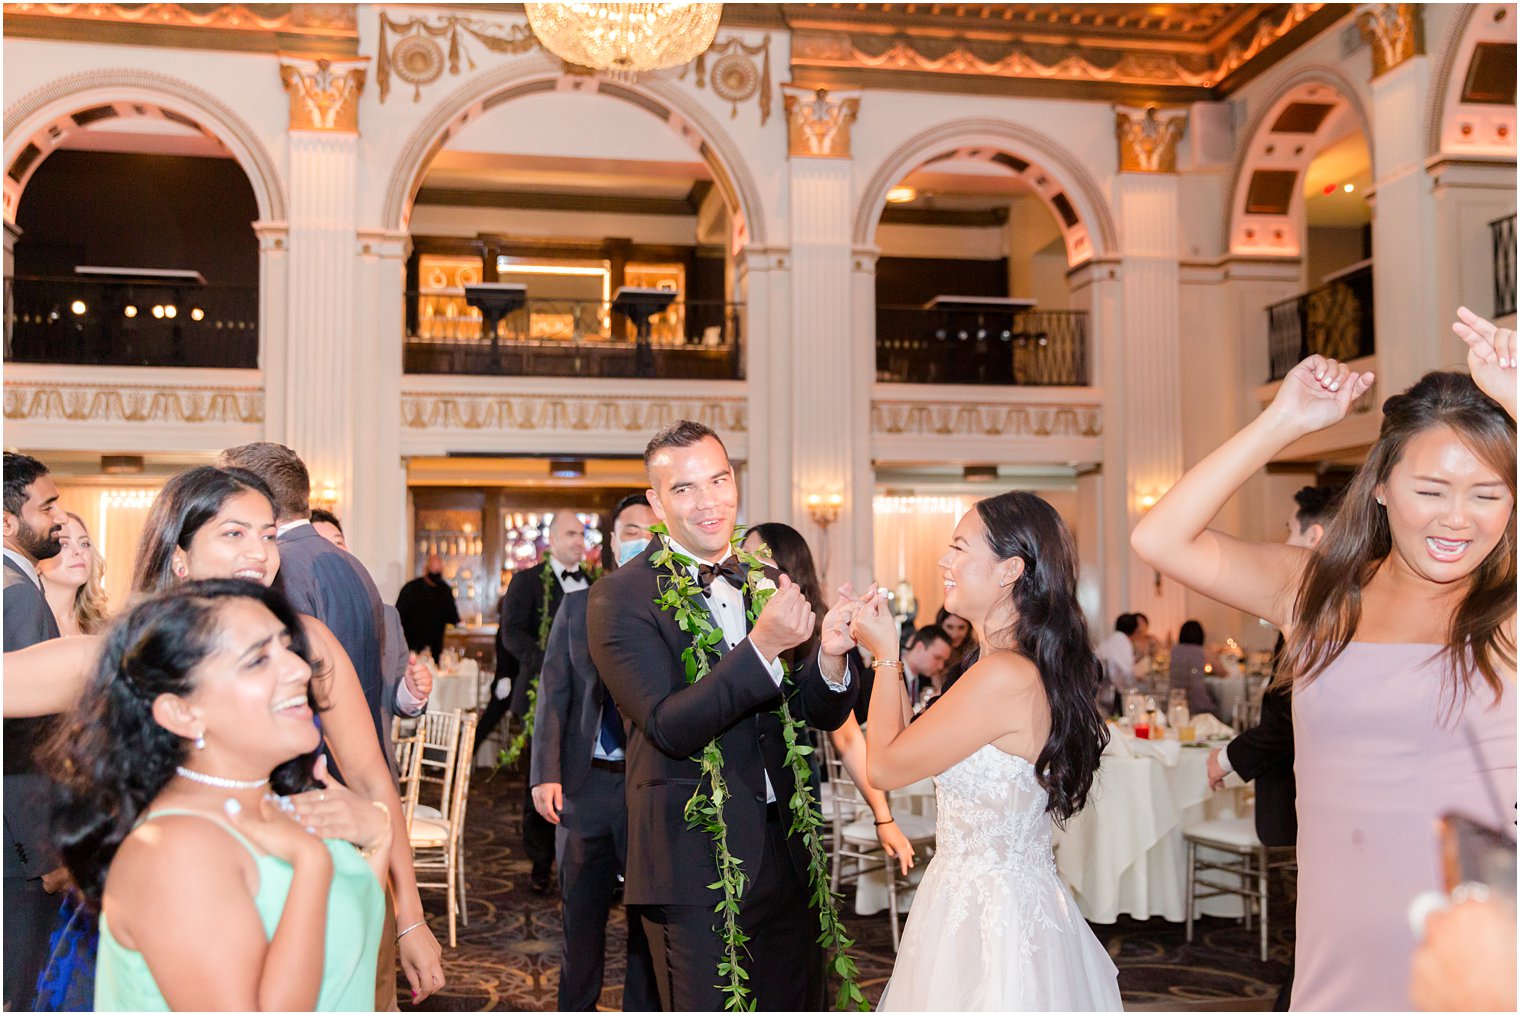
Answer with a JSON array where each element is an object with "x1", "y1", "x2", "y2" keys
[
  {"x1": 428, "y1": 659, "x2": 481, "y2": 714},
  {"x1": 1053, "y1": 732, "x2": 1249, "y2": 923}
]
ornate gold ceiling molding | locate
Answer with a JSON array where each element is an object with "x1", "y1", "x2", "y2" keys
[
  {"x1": 788, "y1": 3, "x2": 1333, "y2": 100},
  {"x1": 375, "y1": 12, "x2": 537, "y2": 104},
  {"x1": 2, "y1": 3, "x2": 358, "y2": 56}
]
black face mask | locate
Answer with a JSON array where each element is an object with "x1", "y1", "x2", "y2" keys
[{"x1": 427, "y1": 570, "x2": 444, "y2": 581}]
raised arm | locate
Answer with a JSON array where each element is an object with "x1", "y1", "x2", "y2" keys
[
  {"x1": 298, "y1": 616, "x2": 445, "y2": 1002},
  {"x1": 1130, "y1": 356, "x2": 1373, "y2": 627},
  {"x1": 3, "y1": 636, "x2": 99, "y2": 717},
  {"x1": 1453, "y1": 306, "x2": 1518, "y2": 420},
  {"x1": 587, "y1": 578, "x2": 809, "y2": 760}
]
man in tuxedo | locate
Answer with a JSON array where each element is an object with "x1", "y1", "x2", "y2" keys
[
  {"x1": 219, "y1": 443, "x2": 390, "y2": 759},
  {"x1": 855, "y1": 623, "x2": 951, "y2": 722},
  {"x1": 588, "y1": 420, "x2": 860, "y2": 1011},
  {"x1": 531, "y1": 493, "x2": 659, "y2": 1011},
  {"x1": 2, "y1": 452, "x2": 68, "y2": 1011},
  {"x1": 481, "y1": 509, "x2": 589, "y2": 894},
  {"x1": 1207, "y1": 484, "x2": 1340, "y2": 1011}
]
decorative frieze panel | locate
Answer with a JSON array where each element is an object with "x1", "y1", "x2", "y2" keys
[
  {"x1": 1357, "y1": 3, "x2": 1425, "y2": 79},
  {"x1": 280, "y1": 56, "x2": 367, "y2": 133},
  {"x1": 781, "y1": 85, "x2": 860, "y2": 158},
  {"x1": 870, "y1": 384, "x2": 1103, "y2": 466},
  {"x1": 399, "y1": 379, "x2": 749, "y2": 457},
  {"x1": 2, "y1": 365, "x2": 264, "y2": 451},
  {"x1": 1115, "y1": 105, "x2": 1189, "y2": 174}
]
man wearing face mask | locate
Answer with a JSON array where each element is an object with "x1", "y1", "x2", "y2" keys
[
  {"x1": 530, "y1": 493, "x2": 659, "y2": 1011},
  {"x1": 395, "y1": 553, "x2": 461, "y2": 663}
]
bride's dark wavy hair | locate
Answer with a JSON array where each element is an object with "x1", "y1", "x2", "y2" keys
[
  {"x1": 975, "y1": 491, "x2": 1108, "y2": 823},
  {"x1": 43, "y1": 579, "x2": 322, "y2": 906}
]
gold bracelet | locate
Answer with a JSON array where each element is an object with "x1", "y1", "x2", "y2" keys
[
  {"x1": 360, "y1": 800, "x2": 390, "y2": 860},
  {"x1": 871, "y1": 659, "x2": 904, "y2": 671}
]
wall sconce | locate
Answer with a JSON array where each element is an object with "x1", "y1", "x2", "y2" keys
[
  {"x1": 311, "y1": 482, "x2": 339, "y2": 514},
  {"x1": 806, "y1": 493, "x2": 844, "y2": 528}
]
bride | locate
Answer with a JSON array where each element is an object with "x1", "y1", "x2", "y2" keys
[{"x1": 851, "y1": 491, "x2": 1121, "y2": 1011}]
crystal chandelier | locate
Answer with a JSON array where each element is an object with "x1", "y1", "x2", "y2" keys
[{"x1": 525, "y1": 3, "x2": 723, "y2": 76}]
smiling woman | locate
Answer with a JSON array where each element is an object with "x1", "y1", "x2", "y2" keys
[{"x1": 1130, "y1": 309, "x2": 1517, "y2": 1011}]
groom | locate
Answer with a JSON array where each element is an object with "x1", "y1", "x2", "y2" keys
[{"x1": 588, "y1": 420, "x2": 860, "y2": 1011}]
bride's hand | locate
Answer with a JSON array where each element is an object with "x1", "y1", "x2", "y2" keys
[
  {"x1": 848, "y1": 595, "x2": 898, "y2": 660},
  {"x1": 1266, "y1": 356, "x2": 1375, "y2": 436},
  {"x1": 1453, "y1": 306, "x2": 1518, "y2": 418}
]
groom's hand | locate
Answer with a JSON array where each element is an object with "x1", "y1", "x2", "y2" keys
[
  {"x1": 749, "y1": 574, "x2": 815, "y2": 663},
  {"x1": 819, "y1": 582, "x2": 879, "y2": 658}
]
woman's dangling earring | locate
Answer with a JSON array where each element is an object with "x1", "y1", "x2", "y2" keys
[{"x1": 194, "y1": 733, "x2": 206, "y2": 751}]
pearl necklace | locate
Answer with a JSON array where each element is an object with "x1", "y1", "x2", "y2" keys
[{"x1": 174, "y1": 765, "x2": 268, "y2": 791}]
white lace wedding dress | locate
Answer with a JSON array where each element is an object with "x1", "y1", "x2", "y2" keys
[{"x1": 878, "y1": 745, "x2": 1122, "y2": 1011}]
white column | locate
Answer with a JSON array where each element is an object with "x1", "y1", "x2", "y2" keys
[
  {"x1": 1068, "y1": 258, "x2": 1129, "y2": 631},
  {"x1": 253, "y1": 222, "x2": 289, "y2": 443},
  {"x1": 735, "y1": 246, "x2": 789, "y2": 525},
  {"x1": 787, "y1": 156, "x2": 866, "y2": 591},
  {"x1": 353, "y1": 228, "x2": 410, "y2": 597},
  {"x1": 1429, "y1": 160, "x2": 1518, "y2": 363},
  {"x1": 1115, "y1": 172, "x2": 1187, "y2": 638},
  {"x1": 1366, "y1": 49, "x2": 1442, "y2": 394},
  {"x1": 284, "y1": 130, "x2": 360, "y2": 518},
  {"x1": 850, "y1": 247, "x2": 881, "y2": 591}
]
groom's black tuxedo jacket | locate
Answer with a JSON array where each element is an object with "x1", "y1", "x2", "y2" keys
[{"x1": 587, "y1": 540, "x2": 858, "y2": 907}]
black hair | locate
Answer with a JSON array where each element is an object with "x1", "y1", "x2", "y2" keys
[
  {"x1": 974, "y1": 491, "x2": 1108, "y2": 823},
  {"x1": 131, "y1": 467, "x2": 277, "y2": 597},
  {"x1": 1179, "y1": 620, "x2": 1205, "y2": 645},
  {"x1": 1115, "y1": 613, "x2": 1139, "y2": 636},
  {"x1": 747, "y1": 522, "x2": 826, "y2": 657},
  {"x1": 1133, "y1": 612, "x2": 1150, "y2": 626},
  {"x1": 1292, "y1": 485, "x2": 1341, "y2": 532},
  {"x1": 44, "y1": 579, "x2": 322, "y2": 906},
  {"x1": 643, "y1": 419, "x2": 727, "y2": 470},
  {"x1": 933, "y1": 607, "x2": 976, "y2": 648},
  {"x1": 3, "y1": 452, "x2": 51, "y2": 518},
  {"x1": 908, "y1": 624, "x2": 950, "y2": 649},
  {"x1": 601, "y1": 493, "x2": 654, "y2": 572},
  {"x1": 309, "y1": 508, "x2": 342, "y2": 532}
]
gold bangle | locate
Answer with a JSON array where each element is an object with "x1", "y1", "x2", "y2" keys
[{"x1": 871, "y1": 659, "x2": 904, "y2": 671}]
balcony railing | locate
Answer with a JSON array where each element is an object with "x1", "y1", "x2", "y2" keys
[
  {"x1": 5, "y1": 276, "x2": 258, "y2": 368},
  {"x1": 1266, "y1": 262, "x2": 1374, "y2": 382},
  {"x1": 1492, "y1": 213, "x2": 1516, "y2": 319},
  {"x1": 876, "y1": 306, "x2": 1089, "y2": 386},
  {"x1": 404, "y1": 294, "x2": 743, "y2": 380}
]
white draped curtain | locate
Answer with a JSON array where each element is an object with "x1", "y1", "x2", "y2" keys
[
  {"x1": 55, "y1": 483, "x2": 162, "y2": 618},
  {"x1": 872, "y1": 494, "x2": 972, "y2": 628}
]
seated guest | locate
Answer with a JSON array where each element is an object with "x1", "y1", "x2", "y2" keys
[
  {"x1": 1169, "y1": 620, "x2": 1221, "y2": 720},
  {"x1": 45, "y1": 580, "x2": 389, "y2": 1011},
  {"x1": 1094, "y1": 613, "x2": 1141, "y2": 714}
]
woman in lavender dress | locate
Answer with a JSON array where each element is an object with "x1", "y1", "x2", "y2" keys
[{"x1": 1132, "y1": 308, "x2": 1516, "y2": 1010}]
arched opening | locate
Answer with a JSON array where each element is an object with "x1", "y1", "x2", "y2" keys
[
  {"x1": 386, "y1": 70, "x2": 765, "y2": 609},
  {"x1": 867, "y1": 147, "x2": 1097, "y2": 389},
  {"x1": 387, "y1": 71, "x2": 764, "y2": 385},
  {"x1": 1229, "y1": 75, "x2": 1375, "y2": 381},
  {"x1": 4, "y1": 91, "x2": 270, "y2": 369}
]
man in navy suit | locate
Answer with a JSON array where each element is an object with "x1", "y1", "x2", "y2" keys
[
  {"x1": 218, "y1": 443, "x2": 389, "y2": 757},
  {"x1": 2, "y1": 452, "x2": 68, "y2": 1011},
  {"x1": 531, "y1": 494, "x2": 659, "y2": 1011}
]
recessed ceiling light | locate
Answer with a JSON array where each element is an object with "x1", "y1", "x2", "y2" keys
[
  {"x1": 1343, "y1": 182, "x2": 1355, "y2": 193},
  {"x1": 886, "y1": 185, "x2": 917, "y2": 204}
]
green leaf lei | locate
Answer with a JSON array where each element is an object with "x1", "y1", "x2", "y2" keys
[
  {"x1": 497, "y1": 559, "x2": 560, "y2": 768},
  {"x1": 649, "y1": 523, "x2": 867, "y2": 1012}
]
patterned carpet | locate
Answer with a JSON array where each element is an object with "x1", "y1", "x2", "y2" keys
[{"x1": 398, "y1": 766, "x2": 1294, "y2": 1012}]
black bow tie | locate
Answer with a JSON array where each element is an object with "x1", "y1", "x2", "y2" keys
[
  {"x1": 696, "y1": 559, "x2": 745, "y2": 593},
  {"x1": 561, "y1": 566, "x2": 588, "y2": 583}
]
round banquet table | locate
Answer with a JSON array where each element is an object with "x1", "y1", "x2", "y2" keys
[
  {"x1": 428, "y1": 659, "x2": 481, "y2": 714},
  {"x1": 1052, "y1": 730, "x2": 1250, "y2": 923}
]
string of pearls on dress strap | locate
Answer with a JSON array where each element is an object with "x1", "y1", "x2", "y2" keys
[{"x1": 174, "y1": 765, "x2": 269, "y2": 790}]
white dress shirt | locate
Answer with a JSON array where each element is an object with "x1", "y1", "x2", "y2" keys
[
  {"x1": 1096, "y1": 630, "x2": 1137, "y2": 696},
  {"x1": 664, "y1": 535, "x2": 850, "y2": 802},
  {"x1": 550, "y1": 557, "x2": 590, "y2": 594}
]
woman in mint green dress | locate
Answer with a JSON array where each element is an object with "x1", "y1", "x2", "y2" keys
[{"x1": 44, "y1": 579, "x2": 389, "y2": 1011}]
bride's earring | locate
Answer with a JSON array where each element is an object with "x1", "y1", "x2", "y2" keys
[{"x1": 193, "y1": 731, "x2": 206, "y2": 751}]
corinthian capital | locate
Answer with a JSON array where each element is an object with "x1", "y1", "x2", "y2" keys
[
  {"x1": 1114, "y1": 105, "x2": 1189, "y2": 174},
  {"x1": 781, "y1": 85, "x2": 861, "y2": 159},
  {"x1": 279, "y1": 55, "x2": 368, "y2": 133},
  {"x1": 1356, "y1": 3, "x2": 1425, "y2": 79}
]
